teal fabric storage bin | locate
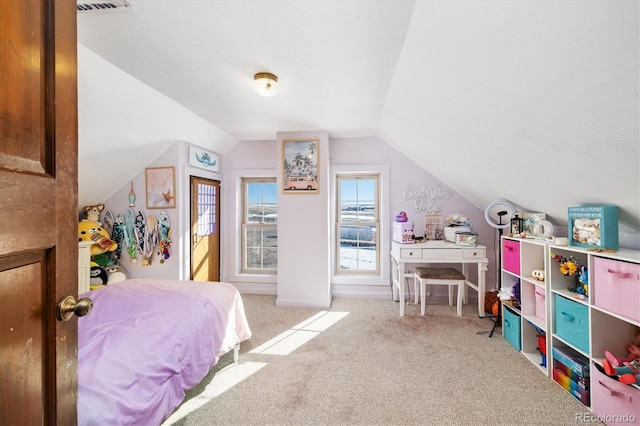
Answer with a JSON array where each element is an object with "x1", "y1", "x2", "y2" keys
[
  {"x1": 554, "y1": 294, "x2": 589, "y2": 353},
  {"x1": 503, "y1": 307, "x2": 521, "y2": 351}
]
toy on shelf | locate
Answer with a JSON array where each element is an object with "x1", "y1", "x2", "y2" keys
[
  {"x1": 82, "y1": 204, "x2": 105, "y2": 225},
  {"x1": 395, "y1": 211, "x2": 408, "y2": 222},
  {"x1": 531, "y1": 269, "x2": 544, "y2": 281},
  {"x1": 604, "y1": 327, "x2": 640, "y2": 366},
  {"x1": 498, "y1": 279, "x2": 521, "y2": 309},
  {"x1": 602, "y1": 358, "x2": 640, "y2": 385},
  {"x1": 78, "y1": 220, "x2": 118, "y2": 257}
]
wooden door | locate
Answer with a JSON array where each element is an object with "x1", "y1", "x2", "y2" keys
[
  {"x1": 0, "y1": 1, "x2": 79, "y2": 424},
  {"x1": 190, "y1": 177, "x2": 221, "y2": 281}
]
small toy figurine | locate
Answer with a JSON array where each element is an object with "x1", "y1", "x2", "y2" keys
[
  {"x1": 395, "y1": 211, "x2": 408, "y2": 222},
  {"x1": 602, "y1": 358, "x2": 640, "y2": 385}
]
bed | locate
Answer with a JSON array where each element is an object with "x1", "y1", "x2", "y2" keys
[{"x1": 77, "y1": 278, "x2": 252, "y2": 426}]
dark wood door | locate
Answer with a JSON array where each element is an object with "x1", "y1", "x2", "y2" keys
[
  {"x1": 0, "y1": 1, "x2": 78, "y2": 424},
  {"x1": 190, "y1": 176, "x2": 221, "y2": 281}
]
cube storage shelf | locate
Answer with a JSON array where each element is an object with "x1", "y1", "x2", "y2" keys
[{"x1": 500, "y1": 236, "x2": 640, "y2": 423}]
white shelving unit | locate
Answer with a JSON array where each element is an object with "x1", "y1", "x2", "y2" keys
[
  {"x1": 78, "y1": 241, "x2": 94, "y2": 294},
  {"x1": 501, "y1": 237, "x2": 551, "y2": 374},
  {"x1": 501, "y1": 236, "x2": 640, "y2": 422}
]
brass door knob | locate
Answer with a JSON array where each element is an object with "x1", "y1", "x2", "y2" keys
[{"x1": 56, "y1": 295, "x2": 93, "y2": 322}]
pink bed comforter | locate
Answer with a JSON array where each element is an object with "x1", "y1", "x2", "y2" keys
[{"x1": 78, "y1": 279, "x2": 251, "y2": 426}]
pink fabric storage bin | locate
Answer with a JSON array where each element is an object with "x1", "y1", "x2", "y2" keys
[
  {"x1": 593, "y1": 257, "x2": 640, "y2": 322},
  {"x1": 502, "y1": 239, "x2": 520, "y2": 275},
  {"x1": 591, "y1": 362, "x2": 640, "y2": 425},
  {"x1": 535, "y1": 287, "x2": 545, "y2": 320}
]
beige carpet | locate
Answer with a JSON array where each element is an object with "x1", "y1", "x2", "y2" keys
[{"x1": 163, "y1": 295, "x2": 602, "y2": 426}]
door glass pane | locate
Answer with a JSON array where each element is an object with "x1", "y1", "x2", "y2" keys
[{"x1": 197, "y1": 183, "x2": 216, "y2": 236}]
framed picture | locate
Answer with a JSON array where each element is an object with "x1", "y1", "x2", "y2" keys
[
  {"x1": 145, "y1": 166, "x2": 176, "y2": 209},
  {"x1": 282, "y1": 139, "x2": 319, "y2": 194},
  {"x1": 188, "y1": 145, "x2": 220, "y2": 172}
]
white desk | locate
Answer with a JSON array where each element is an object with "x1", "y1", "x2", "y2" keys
[{"x1": 390, "y1": 241, "x2": 489, "y2": 317}]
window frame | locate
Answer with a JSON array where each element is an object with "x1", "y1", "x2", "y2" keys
[
  {"x1": 335, "y1": 173, "x2": 381, "y2": 275},
  {"x1": 241, "y1": 177, "x2": 278, "y2": 274}
]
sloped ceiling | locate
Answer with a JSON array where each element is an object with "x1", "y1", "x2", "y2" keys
[{"x1": 77, "y1": 0, "x2": 639, "y2": 239}]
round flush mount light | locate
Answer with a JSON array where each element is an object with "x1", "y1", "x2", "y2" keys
[{"x1": 253, "y1": 72, "x2": 279, "y2": 97}]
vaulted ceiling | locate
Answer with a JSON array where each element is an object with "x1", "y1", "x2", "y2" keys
[{"x1": 77, "y1": 0, "x2": 639, "y2": 239}]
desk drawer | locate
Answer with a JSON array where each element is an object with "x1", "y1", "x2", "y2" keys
[
  {"x1": 463, "y1": 247, "x2": 485, "y2": 259},
  {"x1": 421, "y1": 249, "x2": 461, "y2": 260},
  {"x1": 400, "y1": 248, "x2": 422, "y2": 258}
]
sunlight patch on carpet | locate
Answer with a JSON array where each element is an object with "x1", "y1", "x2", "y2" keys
[
  {"x1": 163, "y1": 361, "x2": 267, "y2": 425},
  {"x1": 250, "y1": 311, "x2": 349, "y2": 355}
]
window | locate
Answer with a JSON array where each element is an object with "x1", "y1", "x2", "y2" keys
[
  {"x1": 242, "y1": 178, "x2": 277, "y2": 272},
  {"x1": 336, "y1": 174, "x2": 379, "y2": 274}
]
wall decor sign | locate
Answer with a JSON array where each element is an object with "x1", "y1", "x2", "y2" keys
[
  {"x1": 145, "y1": 166, "x2": 176, "y2": 209},
  {"x1": 568, "y1": 205, "x2": 619, "y2": 251},
  {"x1": 282, "y1": 139, "x2": 319, "y2": 194},
  {"x1": 189, "y1": 145, "x2": 220, "y2": 172},
  {"x1": 402, "y1": 184, "x2": 451, "y2": 213}
]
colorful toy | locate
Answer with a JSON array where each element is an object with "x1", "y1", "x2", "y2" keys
[
  {"x1": 89, "y1": 264, "x2": 108, "y2": 288},
  {"x1": 395, "y1": 211, "x2": 408, "y2": 222},
  {"x1": 604, "y1": 327, "x2": 640, "y2": 366},
  {"x1": 531, "y1": 270, "x2": 544, "y2": 281},
  {"x1": 602, "y1": 358, "x2": 640, "y2": 385},
  {"x1": 78, "y1": 220, "x2": 118, "y2": 257},
  {"x1": 82, "y1": 204, "x2": 105, "y2": 225}
]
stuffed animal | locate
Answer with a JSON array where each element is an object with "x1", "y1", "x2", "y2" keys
[
  {"x1": 602, "y1": 358, "x2": 640, "y2": 385},
  {"x1": 78, "y1": 220, "x2": 118, "y2": 256},
  {"x1": 89, "y1": 265, "x2": 108, "y2": 288},
  {"x1": 82, "y1": 204, "x2": 105, "y2": 225},
  {"x1": 104, "y1": 263, "x2": 128, "y2": 284}
]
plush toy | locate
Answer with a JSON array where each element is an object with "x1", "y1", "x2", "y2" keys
[
  {"x1": 82, "y1": 204, "x2": 105, "y2": 225},
  {"x1": 89, "y1": 265, "x2": 108, "y2": 288},
  {"x1": 78, "y1": 220, "x2": 118, "y2": 256},
  {"x1": 602, "y1": 358, "x2": 640, "y2": 385},
  {"x1": 104, "y1": 263, "x2": 128, "y2": 284}
]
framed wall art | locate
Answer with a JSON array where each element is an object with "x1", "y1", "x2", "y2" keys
[
  {"x1": 282, "y1": 139, "x2": 319, "y2": 194},
  {"x1": 145, "y1": 166, "x2": 176, "y2": 209},
  {"x1": 188, "y1": 145, "x2": 220, "y2": 172}
]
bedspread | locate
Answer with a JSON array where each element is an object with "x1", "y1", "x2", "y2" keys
[{"x1": 78, "y1": 279, "x2": 251, "y2": 426}]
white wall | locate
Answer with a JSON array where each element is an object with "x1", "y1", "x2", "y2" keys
[
  {"x1": 275, "y1": 131, "x2": 332, "y2": 308},
  {"x1": 100, "y1": 141, "x2": 223, "y2": 282},
  {"x1": 222, "y1": 135, "x2": 498, "y2": 303},
  {"x1": 78, "y1": 45, "x2": 235, "y2": 208}
]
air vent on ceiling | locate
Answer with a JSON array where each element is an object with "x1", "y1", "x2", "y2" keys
[{"x1": 77, "y1": 1, "x2": 133, "y2": 13}]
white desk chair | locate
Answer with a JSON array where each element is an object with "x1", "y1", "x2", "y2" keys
[{"x1": 414, "y1": 267, "x2": 465, "y2": 316}]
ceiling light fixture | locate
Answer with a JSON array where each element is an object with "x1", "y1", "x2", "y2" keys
[{"x1": 253, "y1": 72, "x2": 279, "y2": 97}]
